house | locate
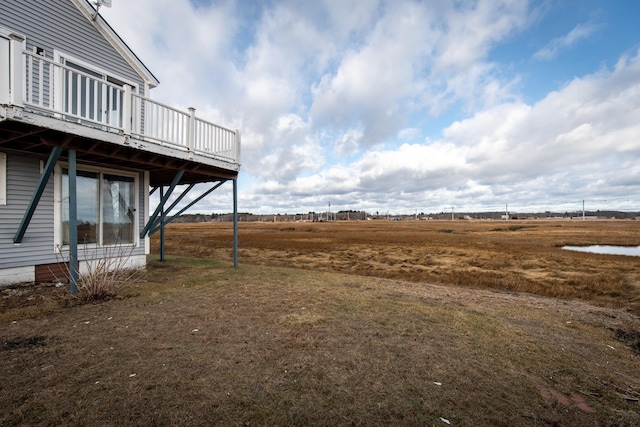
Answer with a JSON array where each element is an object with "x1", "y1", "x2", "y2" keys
[{"x1": 0, "y1": 0, "x2": 240, "y2": 290}]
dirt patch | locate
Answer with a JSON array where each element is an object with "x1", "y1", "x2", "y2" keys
[
  {"x1": 1, "y1": 282, "x2": 78, "y2": 322},
  {"x1": 1, "y1": 335, "x2": 50, "y2": 351},
  {"x1": 614, "y1": 329, "x2": 640, "y2": 355}
]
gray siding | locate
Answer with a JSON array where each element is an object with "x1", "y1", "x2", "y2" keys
[
  {"x1": 0, "y1": 150, "x2": 147, "y2": 271},
  {"x1": 0, "y1": 0, "x2": 146, "y2": 95},
  {"x1": 0, "y1": 152, "x2": 55, "y2": 269}
]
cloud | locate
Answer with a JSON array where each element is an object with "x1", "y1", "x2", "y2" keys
[
  {"x1": 248, "y1": 49, "x2": 640, "y2": 213},
  {"x1": 105, "y1": 0, "x2": 531, "y2": 166},
  {"x1": 101, "y1": 0, "x2": 238, "y2": 104},
  {"x1": 333, "y1": 127, "x2": 364, "y2": 157},
  {"x1": 534, "y1": 22, "x2": 600, "y2": 60},
  {"x1": 309, "y1": 0, "x2": 531, "y2": 148},
  {"x1": 434, "y1": 0, "x2": 530, "y2": 71}
]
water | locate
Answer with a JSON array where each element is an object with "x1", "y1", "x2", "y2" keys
[{"x1": 562, "y1": 245, "x2": 640, "y2": 257}]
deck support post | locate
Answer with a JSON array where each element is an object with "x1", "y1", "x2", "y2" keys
[
  {"x1": 233, "y1": 177, "x2": 238, "y2": 268},
  {"x1": 68, "y1": 149, "x2": 79, "y2": 294},
  {"x1": 159, "y1": 186, "x2": 165, "y2": 261}
]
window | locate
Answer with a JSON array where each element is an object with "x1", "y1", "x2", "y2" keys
[
  {"x1": 102, "y1": 173, "x2": 136, "y2": 245},
  {"x1": 61, "y1": 167, "x2": 137, "y2": 246},
  {"x1": 0, "y1": 152, "x2": 6, "y2": 205}
]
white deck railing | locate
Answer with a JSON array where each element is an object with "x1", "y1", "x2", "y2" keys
[
  {"x1": 130, "y1": 94, "x2": 239, "y2": 161},
  {"x1": 0, "y1": 44, "x2": 240, "y2": 165}
]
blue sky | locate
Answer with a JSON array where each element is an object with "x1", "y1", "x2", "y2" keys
[{"x1": 102, "y1": 0, "x2": 640, "y2": 215}]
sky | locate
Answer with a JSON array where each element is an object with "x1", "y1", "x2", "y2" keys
[{"x1": 101, "y1": 0, "x2": 640, "y2": 215}]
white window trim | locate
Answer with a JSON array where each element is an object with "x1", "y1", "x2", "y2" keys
[
  {"x1": 0, "y1": 152, "x2": 6, "y2": 206},
  {"x1": 54, "y1": 163, "x2": 139, "y2": 252}
]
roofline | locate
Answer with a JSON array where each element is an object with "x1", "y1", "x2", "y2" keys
[{"x1": 71, "y1": 0, "x2": 160, "y2": 88}]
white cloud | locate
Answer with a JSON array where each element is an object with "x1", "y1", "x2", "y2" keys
[
  {"x1": 333, "y1": 127, "x2": 364, "y2": 157},
  {"x1": 242, "y1": 48, "x2": 640, "y2": 213},
  {"x1": 253, "y1": 113, "x2": 322, "y2": 183},
  {"x1": 534, "y1": 22, "x2": 599, "y2": 60},
  {"x1": 434, "y1": 0, "x2": 530, "y2": 71},
  {"x1": 102, "y1": 0, "x2": 238, "y2": 105},
  {"x1": 310, "y1": 0, "x2": 531, "y2": 148},
  {"x1": 397, "y1": 128, "x2": 422, "y2": 141}
]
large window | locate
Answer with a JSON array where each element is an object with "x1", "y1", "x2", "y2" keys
[{"x1": 61, "y1": 168, "x2": 136, "y2": 246}]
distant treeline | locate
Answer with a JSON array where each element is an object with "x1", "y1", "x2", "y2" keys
[{"x1": 170, "y1": 210, "x2": 639, "y2": 223}]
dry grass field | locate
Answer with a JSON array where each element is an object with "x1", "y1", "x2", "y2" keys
[
  {"x1": 2, "y1": 219, "x2": 640, "y2": 425},
  {"x1": 159, "y1": 220, "x2": 640, "y2": 313}
]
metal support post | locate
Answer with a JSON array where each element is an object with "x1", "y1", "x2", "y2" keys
[
  {"x1": 233, "y1": 178, "x2": 238, "y2": 268},
  {"x1": 159, "y1": 186, "x2": 165, "y2": 261},
  {"x1": 68, "y1": 149, "x2": 79, "y2": 294}
]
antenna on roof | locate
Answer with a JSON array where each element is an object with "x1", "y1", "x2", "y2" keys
[{"x1": 92, "y1": 0, "x2": 112, "y2": 21}]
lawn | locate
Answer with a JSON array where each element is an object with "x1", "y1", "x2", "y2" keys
[{"x1": 1, "y1": 220, "x2": 640, "y2": 426}]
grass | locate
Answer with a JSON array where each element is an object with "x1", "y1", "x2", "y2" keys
[
  {"x1": 159, "y1": 220, "x2": 640, "y2": 313},
  {"x1": 1, "y1": 220, "x2": 640, "y2": 425}
]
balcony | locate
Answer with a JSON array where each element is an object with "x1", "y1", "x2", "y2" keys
[{"x1": 1, "y1": 41, "x2": 240, "y2": 182}]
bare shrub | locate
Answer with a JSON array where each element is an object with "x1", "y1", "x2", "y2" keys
[{"x1": 55, "y1": 243, "x2": 144, "y2": 302}]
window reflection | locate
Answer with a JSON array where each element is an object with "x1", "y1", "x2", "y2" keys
[
  {"x1": 62, "y1": 170, "x2": 99, "y2": 245},
  {"x1": 62, "y1": 169, "x2": 135, "y2": 246},
  {"x1": 102, "y1": 174, "x2": 135, "y2": 245}
]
